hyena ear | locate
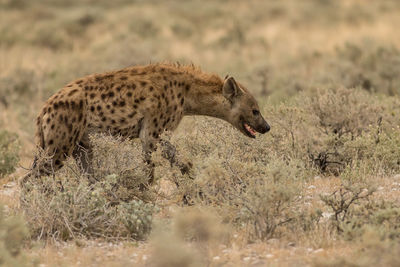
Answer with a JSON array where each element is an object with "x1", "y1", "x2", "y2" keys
[{"x1": 223, "y1": 76, "x2": 241, "y2": 101}]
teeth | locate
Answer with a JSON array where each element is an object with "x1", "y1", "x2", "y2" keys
[{"x1": 244, "y1": 123, "x2": 256, "y2": 136}]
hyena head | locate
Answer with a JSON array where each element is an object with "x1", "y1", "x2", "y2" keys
[{"x1": 222, "y1": 76, "x2": 270, "y2": 138}]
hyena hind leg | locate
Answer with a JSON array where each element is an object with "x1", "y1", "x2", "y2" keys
[
  {"x1": 19, "y1": 153, "x2": 58, "y2": 187},
  {"x1": 72, "y1": 133, "x2": 95, "y2": 181}
]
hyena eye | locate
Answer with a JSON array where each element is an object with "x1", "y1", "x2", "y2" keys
[{"x1": 252, "y1": 109, "x2": 260, "y2": 116}]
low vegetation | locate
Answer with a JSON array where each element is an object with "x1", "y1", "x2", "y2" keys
[
  {"x1": 20, "y1": 136, "x2": 158, "y2": 241},
  {"x1": 0, "y1": 130, "x2": 20, "y2": 178},
  {"x1": 0, "y1": 205, "x2": 35, "y2": 267}
]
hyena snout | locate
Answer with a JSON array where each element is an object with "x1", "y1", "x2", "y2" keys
[{"x1": 256, "y1": 119, "x2": 270, "y2": 134}]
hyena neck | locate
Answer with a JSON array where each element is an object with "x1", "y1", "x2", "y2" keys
[{"x1": 183, "y1": 79, "x2": 231, "y2": 122}]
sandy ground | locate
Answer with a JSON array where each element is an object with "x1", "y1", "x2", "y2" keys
[{"x1": 3, "y1": 172, "x2": 399, "y2": 266}]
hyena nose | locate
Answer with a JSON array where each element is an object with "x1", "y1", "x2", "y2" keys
[{"x1": 264, "y1": 123, "x2": 270, "y2": 133}]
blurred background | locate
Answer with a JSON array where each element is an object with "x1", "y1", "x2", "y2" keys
[
  {"x1": 1, "y1": 0, "x2": 400, "y2": 165},
  {"x1": 2, "y1": 2, "x2": 400, "y2": 265}
]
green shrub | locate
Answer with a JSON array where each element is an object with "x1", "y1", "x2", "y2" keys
[{"x1": 0, "y1": 130, "x2": 20, "y2": 178}]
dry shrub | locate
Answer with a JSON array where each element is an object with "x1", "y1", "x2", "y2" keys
[
  {"x1": 190, "y1": 156, "x2": 310, "y2": 241},
  {"x1": 149, "y1": 86, "x2": 400, "y2": 243},
  {"x1": 173, "y1": 207, "x2": 230, "y2": 246},
  {"x1": 260, "y1": 41, "x2": 400, "y2": 102},
  {"x1": 331, "y1": 42, "x2": 400, "y2": 96},
  {"x1": 150, "y1": 229, "x2": 202, "y2": 267},
  {"x1": 0, "y1": 130, "x2": 20, "y2": 178},
  {"x1": 305, "y1": 87, "x2": 384, "y2": 174},
  {"x1": 20, "y1": 134, "x2": 158, "y2": 242},
  {"x1": 321, "y1": 182, "x2": 400, "y2": 242},
  {"x1": 320, "y1": 184, "x2": 375, "y2": 233},
  {"x1": 269, "y1": 87, "x2": 400, "y2": 175},
  {"x1": 89, "y1": 133, "x2": 156, "y2": 201},
  {"x1": 0, "y1": 69, "x2": 37, "y2": 105},
  {"x1": 314, "y1": 231, "x2": 400, "y2": 267},
  {"x1": 90, "y1": 133, "x2": 184, "y2": 201},
  {"x1": 340, "y1": 129, "x2": 400, "y2": 175},
  {"x1": 21, "y1": 174, "x2": 156, "y2": 241},
  {"x1": 342, "y1": 200, "x2": 400, "y2": 242},
  {"x1": 304, "y1": 87, "x2": 382, "y2": 173},
  {"x1": 267, "y1": 104, "x2": 311, "y2": 160},
  {"x1": 0, "y1": 204, "x2": 35, "y2": 267},
  {"x1": 308, "y1": 88, "x2": 382, "y2": 138},
  {"x1": 151, "y1": 118, "x2": 314, "y2": 241},
  {"x1": 19, "y1": 87, "x2": 400, "y2": 244},
  {"x1": 149, "y1": 207, "x2": 228, "y2": 267}
]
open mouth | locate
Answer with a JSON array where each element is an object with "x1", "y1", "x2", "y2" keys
[{"x1": 243, "y1": 123, "x2": 257, "y2": 138}]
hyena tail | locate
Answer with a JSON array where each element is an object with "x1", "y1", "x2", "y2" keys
[
  {"x1": 35, "y1": 113, "x2": 45, "y2": 150},
  {"x1": 31, "y1": 112, "x2": 46, "y2": 170}
]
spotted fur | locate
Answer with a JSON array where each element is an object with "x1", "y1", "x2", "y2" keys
[{"x1": 23, "y1": 63, "x2": 270, "y2": 182}]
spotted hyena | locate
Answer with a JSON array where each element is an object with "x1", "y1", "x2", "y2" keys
[{"x1": 22, "y1": 63, "x2": 270, "y2": 183}]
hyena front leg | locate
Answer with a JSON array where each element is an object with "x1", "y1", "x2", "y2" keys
[
  {"x1": 139, "y1": 119, "x2": 161, "y2": 185},
  {"x1": 160, "y1": 139, "x2": 192, "y2": 175},
  {"x1": 72, "y1": 132, "x2": 95, "y2": 181},
  {"x1": 139, "y1": 118, "x2": 192, "y2": 186},
  {"x1": 140, "y1": 136, "x2": 192, "y2": 187}
]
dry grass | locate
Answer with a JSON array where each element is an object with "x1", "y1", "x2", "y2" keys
[{"x1": 1, "y1": 0, "x2": 400, "y2": 266}]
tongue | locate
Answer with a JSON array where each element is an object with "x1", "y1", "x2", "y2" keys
[{"x1": 245, "y1": 123, "x2": 256, "y2": 136}]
